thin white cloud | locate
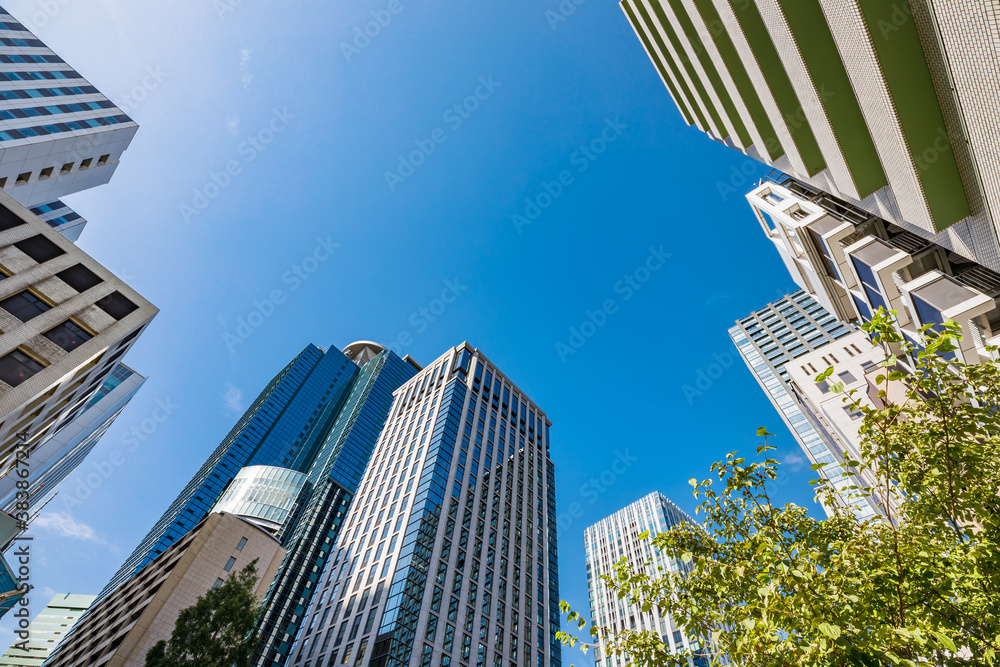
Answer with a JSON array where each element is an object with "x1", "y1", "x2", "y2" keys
[
  {"x1": 783, "y1": 452, "x2": 807, "y2": 472},
  {"x1": 223, "y1": 384, "x2": 246, "y2": 415},
  {"x1": 240, "y1": 48, "x2": 253, "y2": 88},
  {"x1": 34, "y1": 513, "x2": 107, "y2": 545}
]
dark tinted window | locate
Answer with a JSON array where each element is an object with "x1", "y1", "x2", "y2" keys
[
  {"x1": 0, "y1": 291, "x2": 51, "y2": 321},
  {"x1": 14, "y1": 234, "x2": 64, "y2": 263},
  {"x1": 45, "y1": 320, "x2": 92, "y2": 351},
  {"x1": 0, "y1": 349, "x2": 44, "y2": 387},
  {"x1": 95, "y1": 291, "x2": 138, "y2": 320},
  {"x1": 0, "y1": 207, "x2": 25, "y2": 232},
  {"x1": 56, "y1": 264, "x2": 102, "y2": 292}
]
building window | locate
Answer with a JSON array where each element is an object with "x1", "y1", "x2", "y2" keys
[
  {"x1": 851, "y1": 257, "x2": 888, "y2": 312},
  {"x1": 0, "y1": 291, "x2": 51, "y2": 322},
  {"x1": 15, "y1": 235, "x2": 65, "y2": 263},
  {"x1": 15, "y1": 171, "x2": 29, "y2": 184},
  {"x1": 98, "y1": 153, "x2": 110, "y2": 165},
  {"x1": 95, "y1": 291, "x2": 139, "y2": 320},
  {"x1": 0, "y1": 349, "x2": 44, "y2": 386},
  {"x1": 44, "y1": 320, "x2": 92, "y2": 351},
  {"x1": 56, "y1": 264, "x2": 102, "y2": 292},
  {"x1": 236, "y1": 537, "x2": 247, "y2": 551},
  {"x1": 38, "y1": 166, "x2": 52, "y2": 179},
  {"x1": 79, "y1": 158, "x2": 92, "y2": 169},
  {"x1": 213, "y1": 578, "x2": 224, "y2": 589},
  {"x1": 838, "y1": 371, "x2": 856, "y2": 385},
  {"x1": 0, "y1": 207, "x2": 24, "y2": 231},
  {"x1": 224, "y1": 557, "x2": 236, "y2": 572},
  {"x1": 60, "y1": 162, "x2": 73, "y2": 174}
]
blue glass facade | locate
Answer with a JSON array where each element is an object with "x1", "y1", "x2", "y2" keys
[
  {"x1": 97, "y1": 345, "x2": 360, "y2": 602},
  {"x1": 288, "y1": 345, "x2": 560, "y2": 667},
  {"x1": 255, "y1": 347, "x2": 419, "y2": 667}
]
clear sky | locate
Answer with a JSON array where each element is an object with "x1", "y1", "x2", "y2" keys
[{"x1": 0, "y1": 0, "x2": 821, "y2": 656}]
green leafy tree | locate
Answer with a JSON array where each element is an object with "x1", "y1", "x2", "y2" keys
[
  {"x1": 145, "y1": 559, "x2": 263, "y2": 667},
  {"x1": 559, "y1": 310, "x2": 1000, "y2": 666}
]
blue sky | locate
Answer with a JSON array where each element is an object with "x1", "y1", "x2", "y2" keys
[{"x1": 0, "y1": 0, "x2": 820, "y2": 655}]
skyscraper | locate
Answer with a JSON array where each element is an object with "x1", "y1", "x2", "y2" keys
[
  {"x1": 255, "y1": 342, "x2": 419, "y2": 667},
  {"x1": 97, "y1": 344, "x2": 362, "y2": 602},
  {"x1": 286, "y1": 343, "x2": 561, "y2": 667},
  {"x1": 0, "y1": 593, "x2": 95, "y2": 666},
  {"x1": 0, "y1": 6, "x2": 137, "y2": 210},
  {"x1": 0, "y1": 363, "x2": 145, "y2": 514},
  {"x1": 0, "y1": 190, "x2": 155, "y2": 506},
  {"x1": 745, "y1": 175, "x2": 1000, "y2": 370},
  {"x1": 620, "y1": 0, "x2": 1000, "y2": 271},
  {"x1": 729, "y1": 290, "x2": 882, "y2": 519},
  {"x1": 584, "y1": 492, "x2": 720, "y2": 667}
]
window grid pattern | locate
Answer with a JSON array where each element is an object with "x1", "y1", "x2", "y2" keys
[
  {"x1": 730, "y1": 290, "x2": 878, "y2": 520},
  {"x1": 584, "y1": 493, "x2": 722, "y2": 667},
  {"x1": 287, "y1": 346, "x2": 560, "y2": 667}
]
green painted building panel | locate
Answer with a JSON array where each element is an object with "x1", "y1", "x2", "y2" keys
[
  {"x1": 644, "y1": 0, "x2": 729, "y2": 139},
  {"x1": 728, "y1": 0, "x2": 827, "y2": 177},
  {"x1": 622, "y1": 1, "x2": 697, "y2": 126},
  {"x1": 858, "y1": 0, "x2": 970, "y2": 230},
  {"x1": 778, "y1": 0, "x2": 887, "y2": 198},
  {"x1": 629, "y1": 0, "x2": 711, "y2": 130},
  {"x1": 689, "y1": 0, "x2": 785, "y2": 161},
  {"x1": 660, "y1": 0, "x2": 752, "y2": 146}
]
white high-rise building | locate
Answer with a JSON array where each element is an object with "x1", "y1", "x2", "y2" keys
[
  {"x1": 286, "y1": 343, "x2": 561, "y2": 667},
  {"x1": 584, "y1": 492, "x2": 723, "y2": 667},
  {"x1": 0, "y1": 592, "x2": 96, "y2": 666},
  {"x1": 0, "y1": 6, "x2": 137, "y2": 211}
]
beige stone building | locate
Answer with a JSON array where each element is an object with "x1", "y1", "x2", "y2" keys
[
  {"x1": 44, "y1": 512, "x2": 285, "y2": 667},
  {"x1": 0, "y1": 188, "x2": 156, "y2": 515}
]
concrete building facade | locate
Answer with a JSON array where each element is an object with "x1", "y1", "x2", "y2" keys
[
  {"x1": 43, "y1": 512, "x2": 285, "y2": 667},
  {"x1": 746, "y1": 175, "x2": 1000, "y2": 370},
  {"x1": 621, "y1": 0, "x2": 1000, "y2": 271},
  {"x1": 0, "y1": 189, "x2": 155, "y2": 526}
]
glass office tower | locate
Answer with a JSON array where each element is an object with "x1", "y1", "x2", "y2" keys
[
  {"x1": 729, "y1": 290, "x2": 881, "y2": 519},
  {"x1": 97, "y1": 344, "x2": 360, "y2": 601},
  {"x1": 286, "y1": 343, "x2": 561, "y2": 667},
  {"x1": 255, "y1": 342, "x2": 420, "y2": 666},
  {"x1": 584, "y1": 492, "x2": 723, "y2": 667}
]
